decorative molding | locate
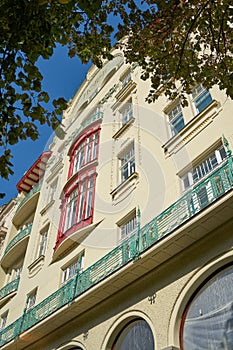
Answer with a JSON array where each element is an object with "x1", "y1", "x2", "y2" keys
[{"x1": 28, "y1": 255, "x2": 45, "y2": 278}]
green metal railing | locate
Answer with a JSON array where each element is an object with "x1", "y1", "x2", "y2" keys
[
  {"x1": 0, "y1": 278, "x2": 20, "y2": 302},
  {"x1": 3, "y1": 223, "x2": 33, "y2": 256},
  {"x1": 81, "y1": 111, "x2": 103, "y2": 129},
  {"x1": 0, "y1": 158, "x2": 233, "y2": 347},
  {"x1": 16, "y1": 183, "x2": 41, "y2": 213}
]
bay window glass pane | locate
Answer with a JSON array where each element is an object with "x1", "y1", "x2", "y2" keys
[
  {"x1": 91, "y1": 133, "x2": 98, "y2": 160},
  {"x1": 77, "y1": 183, "x2": 86, "y2": 222},
  {"x1": 85, "y1": 179, "x2": 94, "y2": 219},
  {"x1": 181, "y1": 264, "x2": 233, "y2": 350},
  {"x1": 75, "y1": 143, "x2": 85, "y2": 172},
  {"x1": 72, "y1": 131, "x2": 99, "y2": 176}
]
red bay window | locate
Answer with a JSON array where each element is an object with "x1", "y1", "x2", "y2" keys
[
  {"x1": 68, "y1": 125, "x2": 100, "y2": 179},
  {"x1": 55, "y1": 123, "x2": 101, "y2": 251},
  {"x1": 55, "y1": 168, "x2": 97, "y2": 250}
]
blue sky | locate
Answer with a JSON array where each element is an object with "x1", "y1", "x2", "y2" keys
[{"x1": 0, "y1": 45, "x2": 91, "y2": 206}]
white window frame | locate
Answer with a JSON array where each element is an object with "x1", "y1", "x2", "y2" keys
[
  {"x1": 192, "y1": 84, "x2": 212, "y2": 114},
  {"x1": 120, "y1": 102, "x2": 133, "y2": 126},
  {"x1": 118, "y1": 210, "x2": 137, "y2": 243},
  {"x1": 37, "y1": 230, "x2": 48, "y2": 258},
  {"x1": 62, "y1": 253, "x2": 84, "y2": 284},
  {"x1": 121, "y1": 70, "x2": 131, "y2": 88},
  {"x1": 167, "y1": 102, "x2": 185, "y2": 136},
  {"x1": 27, "y1": 290, "x2": 37, "y2": 310},
  {"x1": 0, "y1": 312, "x2": 8, "y2": 330},
  {"x1": 119, "y1": 143, "x2": 135, "y2": 184},
  {"x1": 181, "y1": 145, "x2": 227, "y2": 191}
]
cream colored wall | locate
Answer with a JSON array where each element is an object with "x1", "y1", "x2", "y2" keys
[
  {"x1": 17, "y1": 218, "x2": 233, "y2": 350},
  {"x1": 1, "y1": 47, "x2": 233, "y2": 348}
]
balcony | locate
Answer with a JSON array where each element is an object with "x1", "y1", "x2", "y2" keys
[
  {"x1": 13, "y1": 185, "x2": 41, "y2": 226},
  {"x1": 0, "y1": 278, "x2": 20, "y2": 306},
  {"x1": 0, "y1": 158, "x2": 233, "y2": 348},
  {"x1": 1, "y1": 224, "x2": 32, "y2": 270}
]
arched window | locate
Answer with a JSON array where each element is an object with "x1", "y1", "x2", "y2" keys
[
  {"x1": 112, "y1": 318, "x2": 154, "y2": 350},
  {"x1": 180, "y1": 263, "x2": 233, "y2": 350}
]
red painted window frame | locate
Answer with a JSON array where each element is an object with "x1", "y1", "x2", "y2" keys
[
  {"x1": 55, "y1": 122, "x2": 101, "y2": 251},
  {"x1": 68, "y1": 124, "x2": 101, "y2": 179},
  {"x1": 55, "y1": 168, "x2": 97, "y2": 250}
]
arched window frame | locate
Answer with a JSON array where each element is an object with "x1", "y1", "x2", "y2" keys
[
  {"x1": 112, "y1": 318, "x2": 155, "y2": 350},
  {"x1": 68, "y1": 123, "x2": 101, "y2": 179},
  {"x1": 180, "y1": 262, "x2": 233, "y2": 350}
]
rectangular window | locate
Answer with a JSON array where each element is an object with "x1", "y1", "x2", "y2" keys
[
  {"x1": 14, "y1": 266, "x2": 22, "y2": 279},
  {"x1": 65, "y1": 188, "x2": 79, "y2": 231},
  {"x1": 118, "y1": 211, "x2": 137, "y2": 242},
  {"x1": 0, "y1": 312, "x2": 8, "y2": 330},
  {"x1": 167, "y1": 102, "x2": 184, "y2": 136},
  {"x1": 121, "y1": 71, "x2": 131, "y2": 88},
  {"x1": 192, "y1": 84, "x2": 212, "y2": 114},
  {"x1": 63, "y1": 169, "x2": 96, "y2": 234},
  {"x1": 85, "y1": 178, "x2": 94, "y2": 219},
  {"x1": 121, "y1": 103, "x2": 133, "y2": 125},
  {"x1": 37, "y1": 230, "x2": 48, "y2": 258},
  {"x1": 27, "y1": 290, "x2": 37, "y2": 310},
  {"x1": 119, "y1": 144, "x2": 135, "y2": 183},
  {"x1": 181, "y1": 145, "x2": 227, "y2": 190},
  {"x1": 62, "y1": 252, "x2": 84, "y2": 284},
  {"x1": 73, "y1": 131, "x2": 99, "y2": 176},
  {"x1": 77, "y1": 182, "x2": 86, "y2": 223},
  {"x1": 74, "y1": 143, "x2": 85, "y2": 172}
]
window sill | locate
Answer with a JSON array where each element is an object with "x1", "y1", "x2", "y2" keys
[
  {"x1": 112, "y1": 117, "x2": 135, "y2": 139},
  {"x1": 110, "y1": 172, "x2": 139, "y2": 202},
  {"x1": 163, "y1": 100, "x2": 221, "y2": 156},
  {"x1": 40, "y1": 200, "x2": 55, "y2": 216}
]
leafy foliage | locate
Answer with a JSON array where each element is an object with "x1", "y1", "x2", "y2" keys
[
  {"x1": 0, "y1": 0, "x2": 232, "y2": 187},
  {"x1": 116, "y1": 0, "x2": 232, "y2": 105}
]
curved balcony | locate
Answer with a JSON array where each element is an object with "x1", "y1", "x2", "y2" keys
[
  {"x1": 13, "y1": 184, "x2": 41, "y2": 226},
  {"x1": 1, "y1": 224, "x2": 32, "y2": 270},
  {"x1": 0, "y1": 277, "x2": 20, "y2": 306}
]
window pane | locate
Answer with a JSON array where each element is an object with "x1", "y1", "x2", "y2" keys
[
  {"x1": 120, "y1": 215, "x2": 136, "y2": 241},
  {"x1": 168, "y1": 103, "x2": 184, "y2": 136},
  {"x1": 192, "y1": 85, "x2": 212, "y2": 113},
  {"x1": 182, "y1": 145, "x2": 227, "y2": 190},
  {"x1": 181, "y1": 265, "x2": 233, "y2": 350},
  {"x1": 113, "y1": 319, "x2": 154, "y2": 350},
  {"x1": 120, "y1": 145, "x2": 135, "y2": 182}
]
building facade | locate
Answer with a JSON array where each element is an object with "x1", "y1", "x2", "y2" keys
[{"x1": 0, "y1": 50, "x2": 233, "y2": 350}]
